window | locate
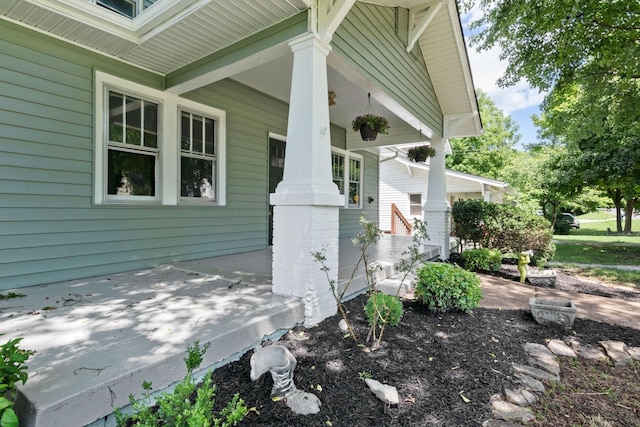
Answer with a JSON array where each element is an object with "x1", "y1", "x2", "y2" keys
[
  {"x1": 107, "y1": 91, "x2": 159, "y2": 198},
  {"x1": 180, "y1": 111, "x2": 216, "y2": 200},
  {"x1": 93, "y1": 0, "x2": 159, "y2": 18},
  {"x1": 331, "y1": 149, "x2": 363, "y2": 208},
  {"x1": 409, "y1": 193, "x2": 422, "y2": 216},
  {"x1": 94, "y1": 71, "x2": 226, "y2": 206}
]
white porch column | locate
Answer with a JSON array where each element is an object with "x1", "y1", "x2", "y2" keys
[
  {"x1": 423, "y1": 138, "x2": 451, "y2": 260},
  {"x1": 270, "y1": 33, "x2": 344, "y2": 326}
]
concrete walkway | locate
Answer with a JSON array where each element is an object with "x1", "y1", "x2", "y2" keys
[{"x1": 479, "y1": 273, "x2": 640, "y2": 330}]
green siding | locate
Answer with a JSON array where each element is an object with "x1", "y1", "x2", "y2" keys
[
  {"x1": 0, "y1": 20, "x2": 292, "y2": 290},
  {"x1": 333, "y1": 3, "x2": 443, "y2": 135},
  {"x1": 0, "y1": 14, "x2": 384, "y2": 290}
]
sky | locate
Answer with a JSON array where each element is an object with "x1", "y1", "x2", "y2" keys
[{"x1": 461, "y1": 9, "x2": 546, "y2": 148}]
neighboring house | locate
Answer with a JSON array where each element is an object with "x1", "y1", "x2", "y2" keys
[
  {"x1": 0, "y1": 0, "x2": 480, "y2": 324},
  {"x1": 379, "y1": 153, "x2": 517, "y2": 232}
]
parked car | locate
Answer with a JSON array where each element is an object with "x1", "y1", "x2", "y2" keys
[{"x1": 560, "y1": 213, "x2": 580, "y2": 229}]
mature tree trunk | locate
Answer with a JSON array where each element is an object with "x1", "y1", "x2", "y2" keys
[
  {"x1": 608, "y1": 189, "x2": 624, "y2": 233},
  {"x1": 624, "y1": 197, "x2": 636, "y2": 234}
]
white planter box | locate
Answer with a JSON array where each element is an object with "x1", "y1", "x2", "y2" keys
[{"x1": 529, "y1": 297, "x2": 576, "y2": 329}]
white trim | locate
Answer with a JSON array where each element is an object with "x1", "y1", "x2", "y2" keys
[
  {"x1": 93, "y1": 70, "x2": 226, "y2": 206},
  {"x1": 331, "y1": 147, "x2": 364, "y2": 209}
]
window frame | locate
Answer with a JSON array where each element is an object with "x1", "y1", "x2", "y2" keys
[
  {"x1": 178, "y1": 109, "x2": 218, "y2": 203},
  {"x1": 331, "y1": 147, "x2": 363, "y2": 209},
  {"x1": 409, "y1": 193, "x2": 422, "y2": 216},
  {"x1": 94, "y1": 70, "x2": 226, "y2": 206}
]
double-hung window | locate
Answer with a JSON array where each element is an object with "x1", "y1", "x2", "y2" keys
[
  {"x1": 107, "y1": 91, "x2": 159, "y2": 199},
  {"x1": 94, "y1": 71, "x2": 226, "y2": 206},
  {"x1": 180, "y1": 111, "x2": 216, "y2": 201},
  {"x1": 331, "y1": 149, "x2": 363, "y2": 208}
]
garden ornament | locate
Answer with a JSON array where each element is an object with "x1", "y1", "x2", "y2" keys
[
  {"x1": 517, "y1": 251, "x2": 531, "y2": 283},
  {"x1": 250, "y1": 345, "x2": 321, "y2": 415}
]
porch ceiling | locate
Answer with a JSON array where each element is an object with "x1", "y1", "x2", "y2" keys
[{"x1": 1, "y1": 0, "x2": 479, "y2": 143}]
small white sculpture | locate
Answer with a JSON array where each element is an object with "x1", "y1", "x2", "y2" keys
[{"x1": 250, "y1": 345, "x2": 321, "y2": 415}]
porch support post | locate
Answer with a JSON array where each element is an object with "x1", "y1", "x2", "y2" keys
[
  {"x1": 270, "y1": 33, "x2": 344, "y2": 326},
  {"x1": 423, "y1": 138, "x2": 451, "y2": 260}
]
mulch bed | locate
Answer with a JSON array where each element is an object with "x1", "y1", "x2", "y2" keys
[{"x1": 209, "y1": 272, "x2": 640, "y2": 426}]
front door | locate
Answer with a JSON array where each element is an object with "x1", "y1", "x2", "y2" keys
[{"x1": 268, "y1": 137, "x2": 286, "y2": 245}]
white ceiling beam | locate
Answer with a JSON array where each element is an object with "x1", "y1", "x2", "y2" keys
[
  {"x1": 407, "y1": 0, "x2": 443, "y2": 52},
  {"x1": 318, "y1": 0, "x2": 357, "y2": 44}
]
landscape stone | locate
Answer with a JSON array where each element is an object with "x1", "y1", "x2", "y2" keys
[
  {"x1": 571, "y1": 343, "x2": 607, "y2": 360},
  {"x1": 365, "y1": 378, "x2": 399, "y2": 405},
  {"x1": 514, "y1": 372, "x2": 545, "y2": 393},
  {"x1": 338, "y1": 319, "x2": 349, "y2": 333},
  {"x1": 504, "y1": 388, "x2": 538, "y2": 406},
  {"x1": 527, "y1": 356, "x2": 560, "y2": 376},
  {"x1": 491, "y1": 400, "x2": 535, "y2": 423},
  {"x1": 599, "y1": 340, "x2": 631, "y2": 366},
  {"x1": 626, "y1": 347, "x2": 640, "y2": 361},
  {"x1": 546, "y1": 339, "x2": 577, "y2": 358},
  {"x1": 524, "y1": 342, "x2": 557, "y2": 360},
  {"x1": 512, "y1": 363, "x2": 559, "y2": 382}
]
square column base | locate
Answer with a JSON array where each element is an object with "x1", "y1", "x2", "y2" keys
[
  {"x1": 423, "y1": 203, "x2": 451, "y2": 261},
  {"x1": 272, "y1": 204, "x2": 340, "y2": 325}
]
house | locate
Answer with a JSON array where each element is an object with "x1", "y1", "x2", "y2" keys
[
  {"x1": 1, "y1": 0, "x2": 480, "y2": 329},
  {"x1": 379, "y1": 151, "x2": 518, "y2": 233}
]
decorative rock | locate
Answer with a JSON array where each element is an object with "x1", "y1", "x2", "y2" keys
[
  {"x1": 546, "y1": 339, "x2": 577, "y2": 358},
  {"x1": 250, "y1": 345, "x2": 321, "y2": 415},
  {"x1": 529, "y1": 298, "x2": 576, "y2": 329},
  {"x1": 513, "y1": 372, "x2": 545, "y2": 393},
  {"x1": 512, "y1": 363, "x2": 559, "y2": 382},
  {"x1": 338, "y1": 319, "x2": 349, "y2": 333},
  {"x1": 365, "y1": 378, "x2": 399, "y2": 405},
  {"x1": 524, "y1": 343, "x2": 560, "y2": 376},
  {"x1": 504, "y1": 388, "x2": 538, "y2": 406},
  {"x1": 491, "y1": 400, "x2": 535, "y2": 423},
  {"x1": 571, "y1": 342, "x2": 607, "y2": 360},
  {"x1": 599, "y1": 340, "x2": 631, "y2": 366},
  {"x1": 627, "y1": 347, "x2": 640, "y2": 361}
]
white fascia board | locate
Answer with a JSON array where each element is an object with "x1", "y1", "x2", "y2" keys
[{"x1": 407, "y1": 1, "x2": 443, "y2": 52}]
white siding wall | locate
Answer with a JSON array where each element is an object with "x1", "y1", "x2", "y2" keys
[{"x1": 378, "y1": 160, "x2": 428, "y2": 232}]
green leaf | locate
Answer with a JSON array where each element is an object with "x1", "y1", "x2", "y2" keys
[{"x1": 0, "y1": 408, "x2": 19, "y2": 427}]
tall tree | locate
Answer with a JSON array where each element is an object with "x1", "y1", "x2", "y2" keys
[{"x1": 447, "y1": 90, "x2": 520, "y2": 181}]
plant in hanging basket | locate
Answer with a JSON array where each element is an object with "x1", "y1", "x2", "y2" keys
[
  {"x1": 351, "y1": 114, "x2": 390, "y2": 141},
  {"x1": 407, "y1": 145, "x2": 436, "y2": 162}
]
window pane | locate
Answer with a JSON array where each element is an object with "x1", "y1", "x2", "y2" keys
[
  {"x1": 181, "y1": 112, "x2": 191, "y2": 151},
  {"x1": 349, "y1": 159, "x2": 361, "y2": 181},
  {"x1": 108, "y1": 92, "x2": 124, "y2": 143},
  {"x1": 181, "y1": 157, "x2": 214, "y2": 199},
  {"x1": 193, "y1": 116, "x2": 203, "y2": 153},
  {"x1": 349, "y1": 182, "x2": 360, "y2": 206},
  {"x1": 125, "y1": 97, "x2": 142, "y2": 146},
  {"x1": 97, "y1": 0, "x2": 135, "y2": 18},
  {"x1": 204, "y1": 118, "x2": 215, "y2": 155},
  {"x1": 107, "y1": 149, "x2": 155, "y2": 196},
  {"x1": 144, "y1": 102, "x2": 158, "y2": 148},
  {"x1": 410, "y1": 193, "x2": 422, "y2": 215}
]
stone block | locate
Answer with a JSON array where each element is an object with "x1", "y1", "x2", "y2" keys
[
  {"x1": 529, "y1": 297, "x2": 576, "y2": 329},
  {"x1": 491, "y1": 400, "x2": 535, "y2": 423},
  {"x1": 599, "y1": 340, "x2": 631, "y2": 366},
  {"x1": 546, "y1": 339, "x2": 577, "y2": 358}
]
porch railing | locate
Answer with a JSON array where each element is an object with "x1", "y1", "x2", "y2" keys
[{"x1": 391, "y1": 203, "x2": 412, "y2": 235}]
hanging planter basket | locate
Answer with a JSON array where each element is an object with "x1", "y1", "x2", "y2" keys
[
  {"x1": 351, "y1": 93, "x2": 389, "y2": 142},
  {"x1": 359, "y1": 124, "x2": 379, "y2": 141},
  {"x1": 407, "y1": 145, "x2": 436, "y2": 162}
]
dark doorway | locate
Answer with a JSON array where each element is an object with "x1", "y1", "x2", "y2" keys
[{"x1": 268, "y1": 137, "x2": 285, "y2": 245}]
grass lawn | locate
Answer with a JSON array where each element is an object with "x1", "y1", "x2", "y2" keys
[{"x1": 552, "y1": 214, "x2": 640, "y2": 288}]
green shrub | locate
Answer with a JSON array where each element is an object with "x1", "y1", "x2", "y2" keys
[
  {"x1": 365, "y1": 292, "x2": 403, "y2": 328},
  {"x1": 461, "y1": 248, "x2": 502, "y2": 271},
  {"x1": 414, "y1": 263, "x2": 482, "y2": 313},
  {"x1": 1, "y1": 336, "x2": 34, "y2": 427},
  {"x1": 452, "y1": 200, "x2": 555, "y2": 265},
  {"x1": 116, "y1": 341, "x2": 247, "y2": 427}
]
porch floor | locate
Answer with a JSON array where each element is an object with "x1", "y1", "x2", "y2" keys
[{"x1": 1, "y1": 236, "x2": 439, "y2": 427}]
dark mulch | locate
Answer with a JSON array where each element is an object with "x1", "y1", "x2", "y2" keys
[{"x1": 209, "y1": 272, "x2": 640, "y2": 427}]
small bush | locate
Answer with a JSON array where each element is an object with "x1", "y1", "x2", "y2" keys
[
  {"x1": 461, "y1": 248, "x2": 502, "y2": 272},
  {"x1": 414, "y1": 263, "x2": 482, "y2": 313},
  {"x1": 365, "y1": 292, "x2": 403, "y2": 328},
  {"x1": 1, "y1": 335, "x2": 34, "y2": 427}
]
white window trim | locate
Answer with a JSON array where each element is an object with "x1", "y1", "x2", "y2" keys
[
  {"x1": 331, "y1": 147, "x2": 363, "y2": 209},
  {"x1": 94, "y1": 70, "x2": 226, "y2": 206}
]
